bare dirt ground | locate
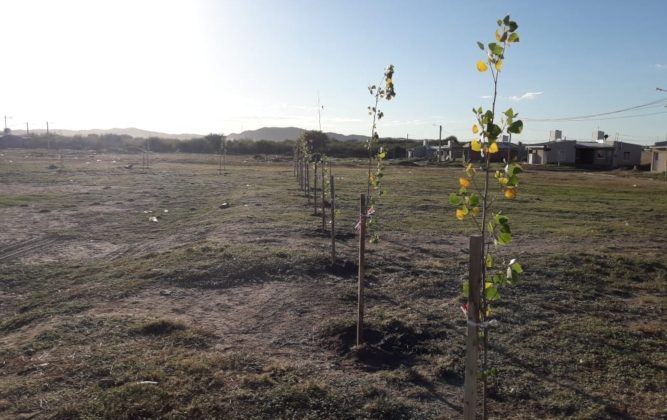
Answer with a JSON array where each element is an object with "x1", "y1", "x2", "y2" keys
[{"x1": 0, "y1": 150, "x2": 665, "y2": 419}]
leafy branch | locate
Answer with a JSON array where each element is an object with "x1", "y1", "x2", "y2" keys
[
  {"x1": 365, "y1": 65, "x2": 396, "y2": 243},
  {"x1": 450, "y1": 15, "x2": 525, "y2": 418}
]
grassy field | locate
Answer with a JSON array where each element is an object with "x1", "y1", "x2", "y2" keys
[{"x1": 0, "y1": 149, "x2": 665, "y2": 419}]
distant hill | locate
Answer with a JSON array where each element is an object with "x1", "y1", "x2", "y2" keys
[
  {"x1": 227, "y1": 126, "x2": 367, "y2": 142},
  {"x1": 24, "y1": 126, "x2": 369, "y2": 142},
  {"x1": 28, "y1": 127, "x2": 201, "y2": 141}
]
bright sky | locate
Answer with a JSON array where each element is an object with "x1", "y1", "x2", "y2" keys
[{"x1": 2, "y1": 0, "x2": 666, "y2": 144}]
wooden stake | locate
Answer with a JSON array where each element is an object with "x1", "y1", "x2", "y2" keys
[
  {"x1": 464, "y1": 235, "x2": 483, "y2": 420},
  {"x1": 330, "y1": 175, "x2": 336, "y2": 265},
  {"x1": 321, "y1": 163, "x2": 326, "y2": 231},
  {"x1": 313, "y1": 162, "x2": 318, "y2": 215},
  {"x1": 357, "y1": 193, "x2": 366, "y2": 346},
  {"x1": 306, "y1": 162, "x2": 310, "y2": 203},
  {"x1": 298, "y1": 155, "x2": 303, "y2": 190}
]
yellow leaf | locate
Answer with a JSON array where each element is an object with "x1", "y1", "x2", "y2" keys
[
  {"x1": 471, "y1": 140, "x2": 482, "y2": 152},
  {"x1": 472, "y1": 124, "x2": 479, "y2": 134},
  {"x1": 495, "y1": 30, "x2": 501, "y2": 41},
  {"x1": 504, "y1": 188, "x2": 517, "y2": 200},
  {"x1": 476, "y1": 60, "x2": 488, "y2": 72},
  {"x1": 489, "y1": 142, "x2": 499, "y2": 154},
  {"x1": 495, "y1": 60, "x2": 503, "y2": 71},
  {"x1": 459, "y1": 177, "x2": 471, "y2": 188},
  {"x1": 499, "y1": 177, "x2": 509, "y2": 186},
  {"x1": 466, "y1": 163, "x2": 476, "y2": 177},
  {"x1": 471, "y1": 206, "x2": 480, "y2": 216},
  {"x1": 455, "y1": 209, "x2": 466, "y2": 220}
]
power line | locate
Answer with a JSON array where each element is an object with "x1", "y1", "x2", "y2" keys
[
  {"x1": 524, "y1": 98, "x2": 667, "y2": 122},
  {"x1": 529, "y1": 110, "x2": 667, "y2": 123}
]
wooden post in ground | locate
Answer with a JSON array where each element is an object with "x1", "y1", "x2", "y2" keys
[
  {"x1": 313, "y1": 161, "x2": 318, "y2": 214},
  {"x1": 306, "y1": 162, "x2": 310, "y2": 203},
  {"x1": 464, "y1": 235, "x2": 483, "y2": 420},
  {"x1": 321, "y1": 163, "x2": 326, "y2": 231},
  {"x1": 298, "y1": 155, "x2": 303, "y2": 190},
  {"x1": 357, "y1": 193, "x2": 366, "y2": 346},
  {"x1": 330, "y1": 175, "x2": 335, "y2": 265}
]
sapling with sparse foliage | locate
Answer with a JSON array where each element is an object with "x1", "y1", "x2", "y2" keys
[
  {"x1": 449, "y1": 15, "x2": 525, "y2": 418},
  {"x1": 364, "y1": 65, "x2": 396, "y2": 243}
]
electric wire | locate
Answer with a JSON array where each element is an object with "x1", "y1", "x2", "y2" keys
[{"x1": 524, "y1": 98, "x2": 667, "y2": 122}]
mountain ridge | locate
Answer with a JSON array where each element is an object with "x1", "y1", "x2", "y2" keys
[
  {"x1": 27, "y1": 127, "x2": 200, "y2": 141},
  {"x1": 22, "y1": 126, "x2": 368, "y2": 142},
  {"x1": 226, "y1": 127, "x2": 367, "y2": 142}
]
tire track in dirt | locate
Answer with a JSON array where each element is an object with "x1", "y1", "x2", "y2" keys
[
  {"x1": 104, "y1": 232, "x2": 208, "y2": 261},
  {"x1": 0, "y1": 236, "x2": 59, "y2": 262},
  {"x1": 87, "y1": 277, "x2": 348, "y2": 359}
]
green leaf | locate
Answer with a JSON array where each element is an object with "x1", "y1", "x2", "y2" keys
[
  {"x1": 498, "y1": 222, "x2": 512, "y2": 234},
  {"x1": 469, "y1": 193, "x2": 479, "y2": 207},
  {"x1": 507, "y1": 163, "x2": 523, "y2": 177},
  {"x1": 508, "y1": 33, "x2": 520, "y2": 43},
  {"x1": 488, "y1": 43, "x2": 504, "y2": 56},
  {"x1": 511, "y1": 262, "x2": 523, "y2": 274},
  {"x1": 485, "y1": 283, "x2": 500, "y2": 301},
  {"x1": 509, "y1": 21, "x2": 518, "y2": 32},
  {"x1": 482, "y1": 110, "x2": 494, "y2": 125},
  {"x1": 487, "y1": 124, "x2": 502, "y2": 141},
  {"x1": 485, "y1": 254, "x2": 494, "y2": 269},
  {"x1": 496, "y1": 231, "x2": 512, "y2": 245},
  {"x1": 477, "y1": 41, "x2": 485, "y2": 50},
  {"x1": 503, "y1": 15, "x2": 511, "y2": 25},
  {"x1": 449, "y1": 193, "x2": 462, "y2": 206},
  {"x1": 491, "y1": 273, "x2": 504, "y2": 284},
  {"x1": 463, "y1": 280, "x2": 469, "y2": 297},
  {"x1": 504, "y1": 108, "x2": 514, "y2": 118},
  {"x1": 508, "y1": 120, "x2": 524, "y2": 134},
  {"x1": 497, "y1": 19, "x2": 503, "y2": 26}
]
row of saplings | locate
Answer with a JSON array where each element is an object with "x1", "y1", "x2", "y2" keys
[{"x1": 294, "y1": 15, "x2": 526, "y2": 420}]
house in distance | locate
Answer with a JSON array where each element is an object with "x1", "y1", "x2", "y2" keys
[
  {"x1": 526, "y1": 130, "x2": 643, "y2": 169},
  {"x1": 650, "y1": 140, "x2": 667, "y2": 173}
]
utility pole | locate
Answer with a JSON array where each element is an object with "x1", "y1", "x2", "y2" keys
[
  {"x1": 433, "y1": 123, "x2": 443, "y2": 162},
  {"x1": 317, "y1": 92, "x2": 323, "y2": 132},
  {"x1": 3, "y1": 115, "x2": 11, "y2": 134},
  {"x1": 439, "y1": 124, "x2": 442, "y2": 162},
  {"x1": 46, "y1": 122, "x2": 54, "y2": 149},
  {"x1": 26, "y1": 122, "x2": 29, "y2": 136},
  {"x1": 406, "y1": 133, "x2": 409, "y2": 159}
]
